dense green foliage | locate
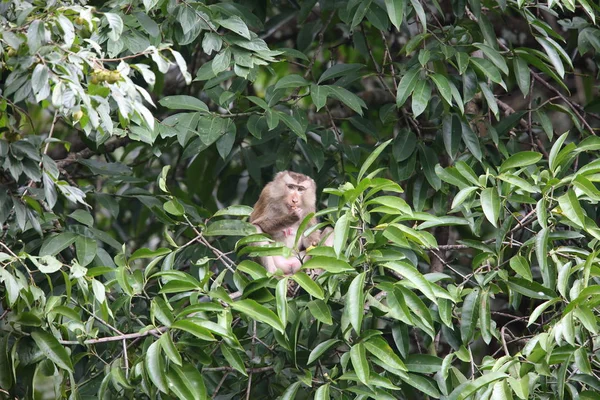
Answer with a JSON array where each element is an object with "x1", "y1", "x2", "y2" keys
[{"x1": 2, "y1": 0, "x2": 600, "y2": 399}]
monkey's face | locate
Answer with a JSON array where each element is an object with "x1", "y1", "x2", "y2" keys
[{"x1": 278, "y1": 172, "x2": 316, "y2": 214}]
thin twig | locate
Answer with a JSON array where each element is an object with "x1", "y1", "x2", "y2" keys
[
  {"x1": 59, "y1": 326, "x2": 167, "y2": 345},
  {"x1": 212, "y1": 371, "x2": 230, "y2": 399}
]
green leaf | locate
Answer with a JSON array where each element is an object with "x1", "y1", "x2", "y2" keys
[
  {"x1": 31, "y1": 331, "x2": 74, "y2": 373},
  {"x1": 166, "y1": 364, "x2": 207, "y2": 400},
  {"x1": 277, "y1": 111, "x2": 307, "y2": 140},
  {"x1": 513, "y1": 57, "x2": 531, "y2": 97},
  {"x1": 358, "y1": 138, "x2": 393, "y2": 181},
  {"x1": 30, "y1": 255, "x2": 63, "y2": 274},
  {"x1": 474, "y1": 43, "x2": 509, "y2": 74},
  {"x1": 480, "y1": 188, "x2": 501, "y2": 227},
  {"x1": 536, "y1": 36, "x2": 565, "y2": 78},
  {"x1": 291, "y1": 272, "x2": 324, "y2": 299},
  {"x1": 509, "y1": 255, "x2": 533, "y2": 281},
  {"x1": 385, "y1": 0, "x2": 405, "y2": 30},
  {"x1": 280, "y1": 382, "x2": 302, "y2": 400},
  {"x1": 311, "y1": 84, "x2": 329, "y2": 111},
  {"x1": 327, "y1": 85, "x2": 366, "y2": 115},
  {"x1": 308, "y1": 339, "x2": 340, "y2": 364},
  {"x1": 347, "y1": 272, "x2": 367, "y2": 334},
  {"x1": 159, "y1": 96, "x2": 208, "y2": 112},
  {"x1": 404, "y1": 354, "x2": 443, "y2": 373},
  {"x1": 497, "y1": 174, "x2": 539, "y2": 194},
  {"x1": 479, "y1": 82, "x2": 499, "y2": 119},
  {"x1": 384, "y1": 261, "x2": 437, "y2": 304},
  {"x1": 500, "y1": 151, "x2": 542, "y2": 172},
  {"x1": 350, "y1": 343, "x2": 370, "y2": 386},
  {"x1": 396, "y1": 67, "x2": 420, "y2": 107},
  {"x1": 470, "y1": 58, "x2": 504, "y2": 86},
  {"x1": 528, "y1": 298, "x2": 560, "y2": 326},
  {"x1": 318, "y1": 63, "x2": 364, "y2": 84},
  {"x1": 411, "y1": 79, "x2": 431, "y2": 117},
  {"x1": 507, "y1": 277, "x2": 555, "y2": 299},
  {"x1": 549, "y1": 131, "x2": 569, "y2": 174},
  {"x1": 365, "y1": 336, "x2": 407, "y2": 371},
  {"x1": 158, "y1": 333, "x2": 182, "y2": 367},
  {"x1": 430, "y1": 73, "x2": 453, "y2": 106},
  {"x1": 558, "y1": 191, "x2": 586, "y2": 228},
  {"x1": 40, "y1": 232, "x2": 77, "y2": 256},
  {"x1": 214, "y1": 205, "x2": 253, "y2": 217},
  {"x1": 392, "y1": 129, "x2": 417, "y2": 162},
  {"x1": 302, "y1": 256, "x2": 354, "y2": 273},
  {"x1": 212, "y1": 47, "x2": 232, "y2": 75},
  {"x1": 409, "y1": 0, "x2": 427, "y2": 32},
  {"x1": 216, "y1": 14, "x2": 250, "y2": 37},
  {"x1": 275, "y1": 74, "x2": 309, "y2": 90},
  {"x1": 307, "y1": 299, "x2": 333, "y2": 325},
  {"x1": 104, "y1": 13, "x2": 124, "y2": 42},
  {"x1": 205, "y1": 220, "x2": 257, "y2": 236},
  {"x1": 332, "y1": 212, "x2": 350, "y2": 257},
  {"x1": 460, "y1": 289, "x2": 479, "y2": 344},
  {"x1": 451, "y1": 186, "x2": 478, "y2": 209},
  {"x1": 130, "y1": 247, "x2": 171, "y2": 262},
  {"x1": 314, "y1": 384, "x2": 330, "y2": 400},
  {"x1": 221, "y1": 344, "x2": 247, "y2": 376},
  {"x1": 461, "y1": 120, "x2": 482, "y2": 160},
  {"x1": 367, "y1": 195, "x2": 412, "y2": 214},
  {"x1": 232, "y1": 299, "x2": 285, "y2": 333},
  {"x1": 171, "y1": 320, "x2": 216, "y2": 341},
  {"x1": 450, "y1": 372, "x2": 508, "y2": 400}
]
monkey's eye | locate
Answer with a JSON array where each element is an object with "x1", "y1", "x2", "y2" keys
[
  {"x1": 287, "y1": 184, "x2": 294, "y2": 190},
  {"x1": 298, "y1": 187, "x2": 305, "y2": 192}
]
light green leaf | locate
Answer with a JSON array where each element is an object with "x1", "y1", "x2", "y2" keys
[
  {"x1": 307, "y1": 299, "x2": 333, "y2": 325},
  {"x1": 216, "y1": 16, "x2": 251, "y2": 39},
  {"x1": 430, "y1": 73, "x2": 452, "y2": 106},
  {"x1": 385, "y1": 0, "x2": 406, "y2": 30},
  {"x1": 396, "y1": 67, "x2": 420, "y2": 107},
  {"x1": 509, "y1": 255, "x2": 533, "y2": 281},
  {"x1": 318, "y1": 63, "x2": 364, "y2": 84},
  {"x1": 275, "y1": 74, "x2": 309, "y2": 90},
  {"x1": 460, "y1": 289, "x2": 479, "y2": 344},
  {"x1": 365, "y1": 336, "x2": 407, "y2": 371},
  {"x1": 327, "y1": 85, "x2": 366, "y2": 115},
  {"x1": 31, "y1": 331, "x2": 74, "y2": 373},
  {"x1": 308, "y1": 339, "x2": 340, "y2": 364},
  {"x1": 558, "y1": 191, "x2": 586, "y2": 228},
  {"x1": 358, "y1": 138, "x2": 393, "y2": 181},
  {"x1": 513, "y1": 57, "x2": 531, "y2": 97},
  {"x1": 166, "y1": 364, "x2": 207, "y2": 400},
  {"x1": 291, "y1": 272, "x2": 324, "y2": 299},
  {"x1": 500, "y1": 151, "x2": 542, "y2": 172},
  {"x1": 409, "y1": 0, "x2": 427, "y2": 32},
  {"x1": 231, "y1": 299, "x2": 285, "y2": 333},
  {"x1": 536, "y1": 36, "x2": 565, "y2": 78},
  {"x1": 411, "y1": 79, "x2": 431, "y2": 117},
  {"x1": 311, "y1": 84, "x2": 329, "y2": 111},
  {"x1": 350, "y1": 343, "x2": 370, "y2": 386},
  {"x1": 384, "y1": 261, "x2": 437, "y2": 304},
  {"x1": 480, "y1": 188, "x2": 501, "y2": 227},
  {"x1": 346, "y1": 272, "x2": 366, "y2": 334},
  {"x1": 159, "y1": 96, "x2": 208, "y2": 112}
]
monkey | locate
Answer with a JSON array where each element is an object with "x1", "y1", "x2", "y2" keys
[{"x1": 249, "y1": 171, "x2": 331, "y2": 275}]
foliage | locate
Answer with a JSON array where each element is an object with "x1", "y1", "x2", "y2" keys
[{"x1": 1, "y1": 0, "x2": 600, "y2": 399}]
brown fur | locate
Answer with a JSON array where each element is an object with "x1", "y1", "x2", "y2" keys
[{"x1": 249, "y1": 171, "x2": 324, "y2": 274}]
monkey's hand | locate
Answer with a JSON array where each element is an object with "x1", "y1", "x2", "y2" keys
[{"x1": 289, "y1": 205, "x2": 303, "y2": 219}]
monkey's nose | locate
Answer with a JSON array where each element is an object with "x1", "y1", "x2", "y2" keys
[{"x1": 292, "y1": 198, "x2": 298, "y2": 203}]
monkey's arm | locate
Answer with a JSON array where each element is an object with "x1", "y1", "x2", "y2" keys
[{"x1": 252, "y1": 212, "x2": 299, "y2": 235}]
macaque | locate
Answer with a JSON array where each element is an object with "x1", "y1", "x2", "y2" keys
[{"x1": 250, "y1": 171, "x2": 332, "y2": 275}]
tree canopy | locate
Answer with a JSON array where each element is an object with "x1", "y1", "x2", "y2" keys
[{"x1": 2, "y1": 0, "x2": 600, "y2": 399}]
